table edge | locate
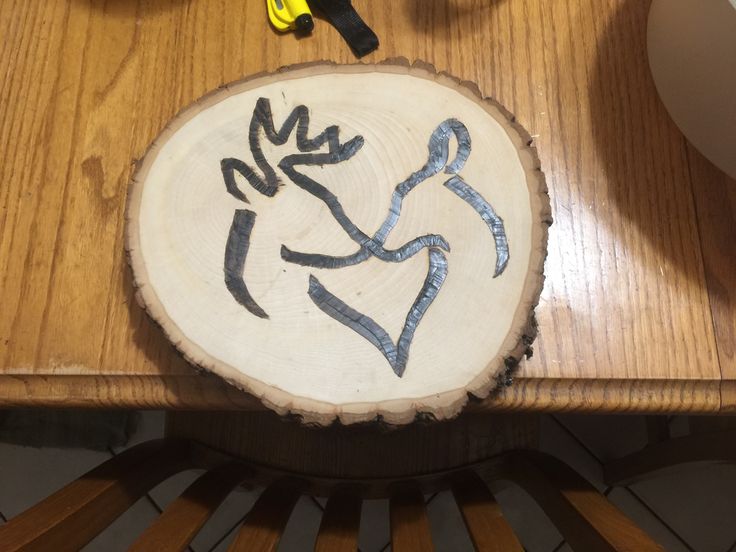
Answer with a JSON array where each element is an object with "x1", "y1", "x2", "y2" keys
[{"x1": 0, "y1": 375, "x2": 723, "y2": 414}]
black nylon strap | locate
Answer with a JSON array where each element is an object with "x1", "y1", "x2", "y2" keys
[{"x1": 308, "y1": 0, "x2": 379, "y2": 57}]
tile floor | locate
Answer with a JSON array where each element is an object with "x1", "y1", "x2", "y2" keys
[{"x1": 0, "y1": 413, "x2": 734, "y2": 551}]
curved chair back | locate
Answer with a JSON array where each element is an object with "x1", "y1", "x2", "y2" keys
[{"x1": 0, "y1": 439, "x2": 663, "y2": 551}]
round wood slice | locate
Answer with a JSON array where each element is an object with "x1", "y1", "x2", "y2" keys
[{"x1": 126, "y1": 60, "x2": 550, "y2": 426}]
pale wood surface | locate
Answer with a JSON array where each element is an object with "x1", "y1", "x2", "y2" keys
[
  {"x1": 0, "y1": 0, "x2": 733, "y2": 413},
  {"x1": 126, "y1": 61, "x2": 548, "y2": 424}
]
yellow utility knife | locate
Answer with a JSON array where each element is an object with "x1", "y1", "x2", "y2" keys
[{"x1": 267, "y1": 0, "x2": 314, "y2": 33}]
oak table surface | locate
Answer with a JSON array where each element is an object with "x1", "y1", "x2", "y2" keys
[{"x1": 1, "y1": 0, "x2": 734, "y2": 414}]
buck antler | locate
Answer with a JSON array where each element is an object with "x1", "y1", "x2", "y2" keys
[{"x1": 221, "y1": 97, "x2": 363, "y2": 203}]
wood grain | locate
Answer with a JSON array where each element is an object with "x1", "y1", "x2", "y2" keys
[
  {"x1": 129, "y1": 462, "x2": 252, "y2": 552},
  {"x1": 0, "y1": 0, "x2": 731, "y2": 412},
  {"x1": 0, "y1": 434, "x2": 663, "y2": 551},
  {"x1": 685, "y1": 144, "x2": 736, "y2": 409},
  {"x1": 314, "y1": 488, "x2": 362, "y2": 552},
  {"x1": 0, "y1": 440, "x2": 192, "y2": 552},
  {"x1": 389, "y1": 486, "x2": 435, "y2": 552},
  {"x1": 451, "y1": 471, "x2": 524, "y2": 551},
  {"x1": 126, "y1": 60, "x2": 549, "y2": 425},
  {"x1": 498, "y1": 451, "x2": 663, "y2": 551},
  {"x1": 228, "y1": 480, "x2": 302, "y2": 552}
]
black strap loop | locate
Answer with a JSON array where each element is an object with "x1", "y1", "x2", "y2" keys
[{"x1": 308, "y1": 0, "x2": 379, "y2": 57}]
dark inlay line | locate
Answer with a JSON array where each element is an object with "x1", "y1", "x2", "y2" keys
[
  {"x1": 395, "y1": 248, "x2": 448, "y2": 374},
  {"x1": 224, "y1": 209, "x2": 268, "y2": 319},
  {"x1": 374, "y1": 119, "x2": 471, "y2": 242},
  {"x1": 222, "y1": 97, "x2": 348, "y2": 203},
  {"x1": 280, "y1": 232, "x2": 449, "y2": 268},
  {"x1": 221, "y1": 97, "x2": 355, "y2": 311},
  {"x1": 281, "y1": 244, "x2": 371, "y2": 269},
  {"x1": 280, "y1": 150, "x2": 452, "y2": 264},
  {"x1": 308, "y1": 274, "x2": 398, "y2": 366},
  {"x1": 444, "y1": 175, "x2": 509, "y2": 277},
  {"x1": 220, "y1": 98, "x2": 509, "y2": 376},
  {"x1": 307, "y1": 248, "x2": 448, "y2": 377},
  {"x1": 279, "y1": 118, "x2": 470, "y2": 268}
]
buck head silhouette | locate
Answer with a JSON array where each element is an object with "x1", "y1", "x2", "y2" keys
[{"x1": 221, "y1": 97, "x2": 508, "y2": 377}]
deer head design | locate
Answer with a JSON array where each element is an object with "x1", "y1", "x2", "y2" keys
[{"x1": 222, "y1": 97, "x2": 508, "y2": 377}]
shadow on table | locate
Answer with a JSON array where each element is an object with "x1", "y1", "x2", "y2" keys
[
  {"x1": 122, "y1": 259, "x2": 198, "y2": 377},
  {"x1": 588, "y1": 0, "x2": 704, "y2": 283},
  {"x1": 122, "y1": 261, "x2": 257, "y2": 405},
  {"x1": 400, "y1": 0, "x2": 507, "y2": 33}
]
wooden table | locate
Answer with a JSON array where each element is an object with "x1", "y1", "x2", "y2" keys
[{"x1": 1, "y1": 0, "x2": 734, "y2": 414}]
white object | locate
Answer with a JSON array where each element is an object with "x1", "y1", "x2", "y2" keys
[{"x1": 648, "y1": 0, "x2": 736, "y2": 178}]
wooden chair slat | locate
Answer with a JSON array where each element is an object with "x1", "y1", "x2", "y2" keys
[
  {"x1": 228, "y1": 479, "x2": 302, "y2": 552},
  {"x1": 0, "y1": 436, "x2": 672, "y2": 552},
  {"x1": 129, "y1": 461, "x2": 252, "y2": 552},
  {"x1": 604, "y1": 430, "x2": 736, "y2": 485},
  {"x1": 0, "y1": 439, "x2": 192, "y2": 552},
  {"x1": 390, "y1": 486, "x2": 434, "y2": 552},
  {"x1": 497, "y1": 451, "x2": 663, "y2": 552},
  {"x1": 315, "y1": 487, "x2": 362, "y2": 552},
  {"x1": 450, "y1": 471, "x2": 523, "y2": 552}
]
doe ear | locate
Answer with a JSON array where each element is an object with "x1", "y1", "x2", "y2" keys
[
  {"x1": 423, "y1": 119, "x2": 472, "y2": 179},
  {"x1": 441, "y1": 119, "x2": 471, "y2": 175}
]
